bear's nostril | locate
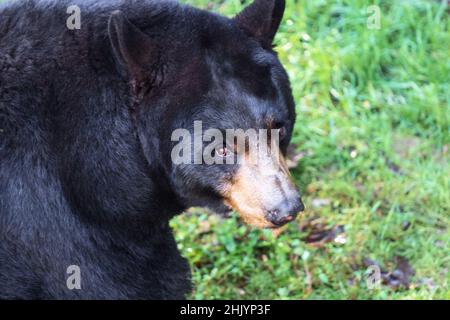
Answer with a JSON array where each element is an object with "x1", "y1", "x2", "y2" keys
[
  {"x1": 268, "y1": 209, "x2": 279, "y2": 217},
  {"x1": 266, "y1": 209, "x2": 293, "y2": 226}
]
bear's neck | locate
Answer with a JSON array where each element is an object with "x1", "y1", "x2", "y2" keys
[{"x1": 56, "y1": 94, "x2": 185, "y2": 232}]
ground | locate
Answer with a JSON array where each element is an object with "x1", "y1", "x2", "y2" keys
[{"x1": 172, "y1": 0, "x2": 449, "y2": 299}]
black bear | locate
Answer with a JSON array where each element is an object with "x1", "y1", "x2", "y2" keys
[{"x1": 0, "y1": 0, "x2": 304, "y2": 299}]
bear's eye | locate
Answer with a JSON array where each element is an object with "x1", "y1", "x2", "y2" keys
[{"x1": 216, "y1": 147, "x2": 230, "y2": 157}]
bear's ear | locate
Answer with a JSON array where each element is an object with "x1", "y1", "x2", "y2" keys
[
  {"x1": 234, "y1": 0, "x2": 285, "y2": 46},
  {"x1": 108, "y1": 10, "x2": 159, "y2": 93}
]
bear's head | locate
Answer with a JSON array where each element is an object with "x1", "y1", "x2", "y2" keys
[{"x1": 108, "y1": 0, "x2": 304, "y2": 230}]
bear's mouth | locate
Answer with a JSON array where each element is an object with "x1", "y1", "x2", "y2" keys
[
  {"x1": 219, "y1": 163, "x2": 303, "y2": 231},
  {"x1": 223, "y1": 199, "x2": 293, "y2": 229},
  {"x1": 222, "y1": 201, "x2": 291, "y2": 237},
  {"x1": 213, "y1": 203, "x2": 234, "y2": 218}
]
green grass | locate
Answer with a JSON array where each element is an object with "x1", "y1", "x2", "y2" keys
[{"x1": 173, "y1": 0, "x2": 450, "y2": 299}]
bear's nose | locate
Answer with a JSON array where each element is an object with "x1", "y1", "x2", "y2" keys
[{"x1": 265, "y1": 198, "x2": 305, "y2": 227}]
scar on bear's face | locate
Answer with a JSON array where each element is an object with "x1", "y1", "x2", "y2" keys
[{"x1": 221, "y1": 146, "x2": 298, "y2": 229}]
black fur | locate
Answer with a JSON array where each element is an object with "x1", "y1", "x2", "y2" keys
[{"x1": 0, "y1": 0, "x2": 295, "y2": 299}]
